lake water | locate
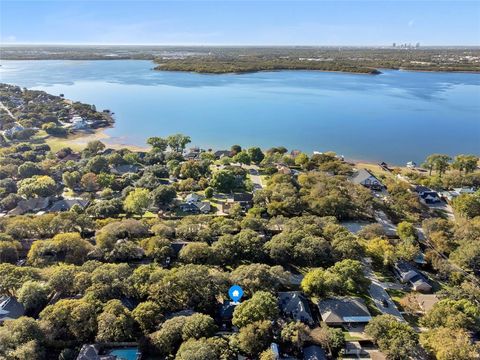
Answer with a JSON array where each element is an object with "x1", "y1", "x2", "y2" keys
[{"x1": 1, "y1": 60, "x2": 479, "y2": 164}]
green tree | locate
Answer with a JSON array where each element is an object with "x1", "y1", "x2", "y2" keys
[
  {"x1": 167, "y1": 134, "x2": 191, "y2": 152},
  {"x1": 310, "y1": 325, "x2": 345, "y2": 358},
  {"x1": 420, "y1": 299, "x2": 480, "y2": 331},
  {"x1": 17, "y1": 280, "x2": 50, "y2": 313},
  {"x1": 451, "y1": 154, "x2": 479, "y2": 174},
  {"x1": 147, "y1": 136, "x2": 169, "y2": 152},
  {"x1": 132, "y1": 301, "x2": 163, "y2": 334},
  {"x1": 18, "y1": 175, "x2": 56, "y2": 198},
  {"x1": 87, "y1": 155, "x2": 109, "y2": 174},
  {"x1": 123, "y1": 188, "x2": 151, "y2": 215},
  {"x1": 236, "y1": 320, "x2": 272, "y2": 357},
  {"x1": 204, "y1": 186, "x2": 214, "y2": 198},
  {"x1": 62, "y1": 171, "x2": 81, "y2": 189},
  {"x1": 294, "y1": 153, "x2": 309, "y2": 168},
  {"x1": 365, "y1": 314, "x2": 418, "y2": 360},
  {"x1": 232, "y1": 291, "x2": 279, "y2": 328},
  {"x1": 247, "y1": 147, "x2": 265, "y2": 164},
  {"x1": 280, "y1": 321, "x2": 310, "y2": 353},
  {"x1": 40, "y1": 299, "x2": 97, "y2": 342},
  {"x1": 234, "y1": 151, "x2": 251, "y2": 166},
  {"x1": 96, "y1": 299, "x2": 135, "y2": 342},
  {"x1": 230, "y1": 264, "x2": 287, "y2": 296},
  {"x1": 0, "y1": 317, "x2": 45, "y2": 360},
  {"x1": 0, "y1": 241, "x2": 20, "y2": 264},
  {"x1": 150, "y1": 316, "x2": 187, "y2": 356},
  {"x1": 0, "y1": 264, "x2": 40, "y2": 296},
  {"x1": 152, "y1": 185, "x2": 176, "y2": 207},
  {"x1": 182, "y1": 313, "x2": 217, "y2": 340},
  {"x1": 420, "y1": 327, "x2": 480, "y2": 360},
  {"x1": 210, "y1": 170, "x2": 237, "y2": 193},
  {"x1": 397, "y1": 221, "x2": 417, "y2": 241},
  {"x1": 140, "y1": 236, "x2": 172, "y2": 263},
  {"x1": 423, "y1": 154, "x2": 451, "y2": 177},
  {"x1": 230, "y1": 145, "x2": 242, "y2": 156},
  {"x1": 18, "y1": 162, "x2": 42, "y2": 179},
  {"x1": 452, "y1": 193, "x2": 480, "y2": 219},
  {"x1": 179, "y1": 242, "x2": 214, "y2": 264},
  {"x1": 83, "y1": 140, "x2": 105, "y2": 157}
]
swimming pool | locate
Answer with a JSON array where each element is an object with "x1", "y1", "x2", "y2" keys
[{"x1": 107, "y1": 347, "x2": 140, "y2": 360}]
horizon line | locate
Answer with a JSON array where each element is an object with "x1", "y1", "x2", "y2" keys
[{"x1": 2, "y1": 42, "x2": 480, "y2": 48}]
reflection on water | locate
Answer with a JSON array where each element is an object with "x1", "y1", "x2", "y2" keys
[{"x1": 1, "y1": 60, "x2": 479, "y2": 164}]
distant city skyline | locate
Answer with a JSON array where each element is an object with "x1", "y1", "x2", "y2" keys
[{"x1": 1, "y1": 1, "x2": 479, "y2": 46}]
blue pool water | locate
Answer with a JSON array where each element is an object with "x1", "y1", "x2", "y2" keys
[
  {"x1": 0, "y1": 60, "x2": 479, "y2": 164},
  {"x1": 107, "y1": 347, "x2": 139, "y2": 360}
]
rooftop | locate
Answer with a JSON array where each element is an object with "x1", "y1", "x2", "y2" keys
[{"x1": 318, "y1": 297, "x2": 372, "y2": 324}]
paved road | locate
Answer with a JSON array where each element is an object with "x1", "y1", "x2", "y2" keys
[
  {"x1": 246, "y1": 165, "x2": 264, "y2": 191},
  {"x1": 364, "y1": 262, "x2": 405, "y2": 322}
]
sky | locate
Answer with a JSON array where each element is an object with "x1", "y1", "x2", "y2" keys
[{"x1": 1, "y1": 1, "x2": 479, "y2": 46}]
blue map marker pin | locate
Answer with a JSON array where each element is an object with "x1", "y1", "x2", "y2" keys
[{"x1": 229, "y1": 285, "x2": 244, "y2": 304}]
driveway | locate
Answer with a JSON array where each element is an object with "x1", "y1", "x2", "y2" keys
[
  {"x1": 246, "y1": 165, "x2": 264, "y2": 191},
  {"x1": 364, "y1": 262, "x2": 405, "y2": 322},
  {"x1": 374, "y1": 210, "x2": 397, "y2": 236}
]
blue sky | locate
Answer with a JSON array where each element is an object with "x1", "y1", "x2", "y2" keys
[{"x1": 1, "y1": 1, "x2": 479, "y2": 46}]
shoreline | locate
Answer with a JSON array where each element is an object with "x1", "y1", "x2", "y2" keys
[{"x1": 2, "y1": 58, "x2": 479, "y2": 75}]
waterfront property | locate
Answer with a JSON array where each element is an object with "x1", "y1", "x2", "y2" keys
[{"x1": 1, "y1": 60, "x2": 479, "y2": 164}]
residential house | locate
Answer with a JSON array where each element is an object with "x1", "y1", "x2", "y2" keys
[
  {"x1": 110, "y1": 164, "x2": 140, "y2": 175},
  {"x1": 179, "y1": 202, "x2": 200, "y2": 214},
  {"x1": 393, "y1": 261, "x2": 432, "y2": 293},
  {"x1": 278, "y1": 291, "x2": 315, "y2": 326},
  {"x1": 70, "y1": 116, "x2": 89, "y2": 130},
  {"x1": 416, "y1": 294, "x2": 439, "y2": 313},
  {"x1": 441, "y1": 187, "x2": 476, "y2": 202},
  {"x1": 0, "y1": 296, "x2": 25, "y2": 323},
  {"x1": 217, "y1": 301, "x2": 237, "y2": 330},
  {"x1": 49, "y1": 199, "x2": 89, "y2": 212},
  {"x1": 195, "y1": 201, "x2": 211, "y2": 214},
  {"x1": 8, "y1": 197, "x2": 51, "y2": 216},
  {"x1": 303, "y1": 345, "x2": 327, "y2": 360},
  {"x1": 185, "y1": 193, "x2": 202, "y2": 204},
  {"x1": 276, "y1": 163, "x2": 293, "y2": 175},
  {"x1": 318, "y1": 298, "x2": 372, "y2": 326},
  {"x1": 214, "y1": 150, "x2": 231, "y2": 159},
  {"x1": 184, "y1": 147, "x2": 201, "y2": 160},
  {"x1": 179, "y1": 194, "x2": 211, "y2": 214},
  {"x1": 414, "y1": 185, "x2": 441, "y2": 204},
  {"x1": 3, "y1": 124, "x2": 25, "y2": 138},
  {"x1": 232, "y1": 193, "x2": 254, "y2": 210},
  {"x1": 350, "y1": 169, "x2": 384, "y2": 190}
]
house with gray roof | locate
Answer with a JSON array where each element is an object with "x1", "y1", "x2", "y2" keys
[
  {"x1": 0, "y1": 296, "x2": 25, "y2": 323},
  {"x1": 8, "y1": 197, "x2": 51, "y2": 216},
  {"x1": 49, "y1": 198, "x2": 89, "y2": 212},
  {"x1": 318, "y1": 297, "x2": 372, "y2": 326},
  {"x1": 350, "y1": 169, "x2": 384, "y2": 190},
  {"x1": 110, "y1": 164, "x2": 140, "y2": 175},
  {"x1": 278, "y1": 291, "x2": 315, "y2": 326},
  {"x1": 394, "y1": 261, "x2": 432, "y2": 293}
]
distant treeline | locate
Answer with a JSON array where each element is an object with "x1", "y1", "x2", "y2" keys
[{"x1": 2, "y1": 45, "x2": 480, "y2": 74}]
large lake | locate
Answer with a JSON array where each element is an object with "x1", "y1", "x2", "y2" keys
[{"x1": 1, "y1": 60, "x2": 479, "y2": 164}]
